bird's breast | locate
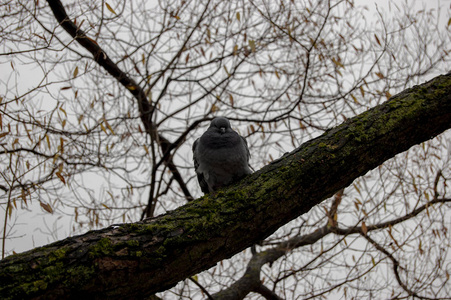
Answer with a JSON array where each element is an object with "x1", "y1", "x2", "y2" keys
[{"x1": 200, "y1": 132, "x2": 241, "y2": 149}]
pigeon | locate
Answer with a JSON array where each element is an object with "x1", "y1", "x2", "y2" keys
[{"x1": 193, "y1": 117, "x2": 252, "y2": 194}]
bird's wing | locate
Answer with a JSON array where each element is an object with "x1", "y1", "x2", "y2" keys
[
  {"x1": 192, "y1": 138, "x2": 200, "y2": 169},
  {"x1": 240, "y1": 135, "x2": 253, "y2": 172},
  {"x1": 240, "y1": 136, "x2": 251, "y2": 159},
  {"x1": 193, "y1": 138, "x2": 210, "y2": 194}
]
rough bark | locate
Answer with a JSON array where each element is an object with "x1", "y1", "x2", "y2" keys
[{"x1": 0, "y1": 73, "x2": 450, "y2": 299}]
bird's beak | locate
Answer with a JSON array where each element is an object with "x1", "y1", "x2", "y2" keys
[{"x1": 220, "y1": 127, "x2": 226, "y2": 134}]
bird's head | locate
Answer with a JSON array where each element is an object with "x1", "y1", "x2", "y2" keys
[{"x1": 209, "y1": 117, "x2": 231, "y2": 134}]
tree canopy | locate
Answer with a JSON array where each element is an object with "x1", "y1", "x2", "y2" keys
[{"x1": 1, "y1": 0, "x2": 450, "y2": 299}]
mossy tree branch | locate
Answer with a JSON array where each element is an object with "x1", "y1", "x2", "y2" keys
[{"x1": 0, "y1": 73, "x2": 450, "y2": 299}]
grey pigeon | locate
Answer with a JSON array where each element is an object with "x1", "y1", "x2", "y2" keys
[{"x1": 193, "y1": 117, "x2": 252, "y2": 194}]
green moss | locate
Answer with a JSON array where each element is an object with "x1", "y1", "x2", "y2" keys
[
  {"x1": 48, "y1": 247, "x2": 68, "y2": 263},
  {"x1": 215, "y1": 190, "x2": 226, "y2": 198},
  {"x1": 138, "y1": 221, "x2": 181, "y2": 236},
  {"x1": 153, "y1": 246, "x2": 166, "y2": 260},
  {"x1": 33, "y1": 280, "x2": 47, "y2": 292},
  {"x1": 42, "y1": 263, "x2": 63, "y2": 277},
  {"x1": 121, "y1": 223, "x2": 139, "y2": 231},
  {"x1": 88, "y1": 238, "x2": 114, "y2": 258},
  {"x1": 66, "y1": 265, "x2": 95, "y2": 283},
  {"x1": 223, "y1": 188, "x2": 249, "y2": 203},
  {"x1": 126, "y1": 239, "x2": 140, "y2": 247},
  {"x1": 4, "y1": 262, "x2": 25, "y2": 274}
]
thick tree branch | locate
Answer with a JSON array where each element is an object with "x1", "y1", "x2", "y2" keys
[{"x1": 0, "y1": 73, "x2": 450, "y2": 299}]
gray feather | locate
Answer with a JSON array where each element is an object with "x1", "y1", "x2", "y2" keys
[{"x1": 193, "y1": 117, "x2": 252, "y2": 194}]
